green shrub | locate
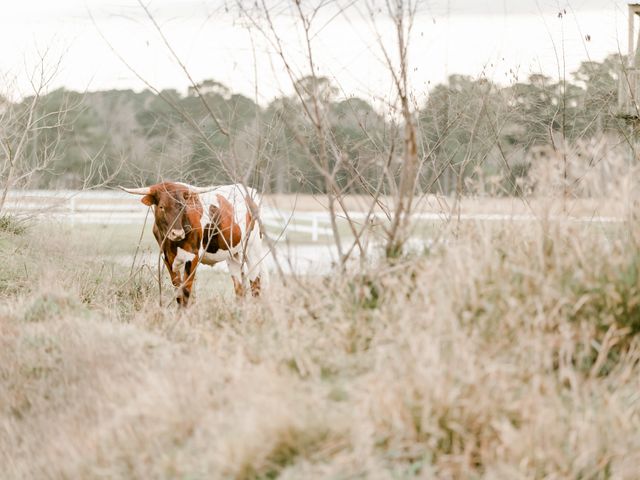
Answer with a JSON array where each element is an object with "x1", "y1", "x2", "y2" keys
[{"x1": 0, "y1": 214, "x2": 28, "y2": 235}]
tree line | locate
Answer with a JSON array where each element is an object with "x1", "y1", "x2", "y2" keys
[{"x1": 2, "y1": 53, "x2": 625, "y2": 195}]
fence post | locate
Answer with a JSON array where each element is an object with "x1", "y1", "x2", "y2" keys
[
  {"x1": 69, "y1": 196, "x2": 76, "y2": 225},
  {"x1": 311, "y1": 214, "x2": 318, "y2": 242}
]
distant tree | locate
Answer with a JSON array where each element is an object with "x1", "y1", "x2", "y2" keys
[
  {"x1": 572, "y1": 54, "x2": 621, "y2": 134},
  {"x1": 187, "y1": 79, "x2": 231, "y2": 98},
  {"x1": 0, "y1": 54, "x2": 628, "y2": 195},
  {"x1": 294, "y1": 75, "x2": 338, "y2": 106}
]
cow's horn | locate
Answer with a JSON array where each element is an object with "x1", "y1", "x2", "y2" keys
[
  {"x1": 190, "y1": 186, "x2": 217, "y2": 194},
  {"x1": 119, "y1": 186, "x2": 152, "y2": 195}
]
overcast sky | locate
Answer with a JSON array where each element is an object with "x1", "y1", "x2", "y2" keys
[{"x1": 0, "y1": 1, "x2": 633, "y2": 107}]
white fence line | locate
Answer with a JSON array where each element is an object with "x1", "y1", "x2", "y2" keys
[
  {"x1": 2, "y1": 190, "x2": 625, "y2": 242},
  {"x1": 2, "y1": 190, "x2": 335, "y2": 240}
]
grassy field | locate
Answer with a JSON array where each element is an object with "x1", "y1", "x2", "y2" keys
[{"x1": 1, "y1": 211, "x2": 640, "y2": 479}]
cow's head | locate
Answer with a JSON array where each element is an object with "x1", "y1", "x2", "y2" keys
[{"x1": 120, "y1": 183, "x2": 214, "y2": 243}]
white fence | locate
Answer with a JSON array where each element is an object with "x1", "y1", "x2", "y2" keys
[
  {"x1": 2, "y1": 190, "x2": 335, "y2": 242},
  {"x1": 2, "y1": 190, "x2": 624, "y2": 243}
]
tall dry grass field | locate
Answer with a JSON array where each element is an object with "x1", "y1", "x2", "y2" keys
[{"x1": 1, "y1": 211, "x2": 640, "y2": 479}]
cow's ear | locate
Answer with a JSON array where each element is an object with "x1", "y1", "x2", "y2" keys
[{"x1": 141, "y1": 194, "x2": 156, "y2": 206}]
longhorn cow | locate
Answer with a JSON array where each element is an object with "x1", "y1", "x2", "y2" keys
[{"x1": 120, "y1": 182, "x2": 265, "y2": 306}]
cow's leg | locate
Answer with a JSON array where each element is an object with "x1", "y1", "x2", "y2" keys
[
  {"x1": 227, "y1": 258, "x2": 245, "y2": 298},
  {"x1": 249, "y1": 277, "x2": 261, "y2": 297},
  {"x1": 172, "y1": 246, "x2": 199, "y2": 307},
  {"x1": 181, "y1": 253, "x2": 199, "y2": 305},
  {"x1": 246, "y1": 253, "x2": 261, "y2": 297},
  {"x1": 162, "y1": 248, "x2": 187, "y2": 306},
  {"x1": 245, "y1": 234, "x2": 265, "y2": 298}
]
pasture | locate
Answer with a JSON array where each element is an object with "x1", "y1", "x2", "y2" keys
[
  {"x1": 1, "y1": 196, "x2": 639, "y2": 479},
  {"x1": 3, "y1": 0, "x2": 640, "y2": 477}
]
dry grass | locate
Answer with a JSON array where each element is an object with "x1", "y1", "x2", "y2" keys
[
  {"x1": 263, "y1": 193, "x2": 631, "y2": 219},
  {"x1": 1, "y1": 211, "x2": 640, "y2": 479}
]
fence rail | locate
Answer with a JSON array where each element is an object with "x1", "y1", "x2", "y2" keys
[
  {"x1": 2, "y1": 190, "x2": 335, "y2": 241},
  {"x1": 2, "y1": 190, "x2": 624, "y2": 242}
]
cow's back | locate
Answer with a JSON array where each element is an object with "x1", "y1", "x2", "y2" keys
[
  {"x1": 197, "y1": 184, "x2": 261, "y2": 264},
  {"x1": 198, "y1": 184, "x2": 258, "y2": 231}
]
